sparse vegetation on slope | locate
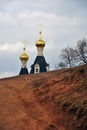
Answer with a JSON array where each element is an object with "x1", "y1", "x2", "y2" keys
[{"x1": 0, "y1": 64, "x2": 87, "y2": 130}]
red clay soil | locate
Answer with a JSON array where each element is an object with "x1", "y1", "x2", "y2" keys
[{"x1": 0, "y1": 64, "x2": 87, "y2": 130}]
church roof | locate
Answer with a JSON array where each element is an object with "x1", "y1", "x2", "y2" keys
[
  {"x1": 30, "y1": 56, "x2": 49, "y2": 74},
  {"x1": 19, "y1": 68, "x2": 28, "y2": 75}
]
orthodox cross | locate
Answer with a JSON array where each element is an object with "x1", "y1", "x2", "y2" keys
[{"x1": 23, "y1": 40, "x2": 27, "y2": 52}]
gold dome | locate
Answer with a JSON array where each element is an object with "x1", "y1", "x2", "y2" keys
[
  {"x1": 36, "y1": 31, "x2": 45, "y2": 47},
  {"x1": 20, "y1": 40, "x2": 29, "y2": 62},
  {"x1": 20, "y1": 52, "x2": 29, "y2": 62}
]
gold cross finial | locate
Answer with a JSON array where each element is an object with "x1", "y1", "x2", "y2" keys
[
  {"x1": 38, "y1": 22, "x2": 43, "y2": 32},
  {"x1": 23, "y1": 40, "x2": 27, "y2": 52},
  {"x1": 38, "y1": 22, "x2": 43, "y2": 40}
]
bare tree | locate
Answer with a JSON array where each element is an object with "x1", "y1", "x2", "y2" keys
[
  {"x1": 76, "y1": 39, "x2": 87, "y2": 64},
  {"x1": 55, "y1": 38, "x2": 87, "y2": 70},
  {"x1": 60, "y1": 47, "x2": 76, "y2": 68},
  {"x1": 54, "y1": 61, "x2": 66, "y2": 70},
  {"x1": 58, "y1": 61, "x2": 66, "y2": 68}
]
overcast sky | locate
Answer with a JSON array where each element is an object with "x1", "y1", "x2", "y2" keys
[{"x1": 0, "y1": 0, "x2": 87, "y2": 78}]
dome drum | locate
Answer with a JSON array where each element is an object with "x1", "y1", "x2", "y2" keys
[{"x1": 36, "y1": 44, "x2": 45, "y2": 47}]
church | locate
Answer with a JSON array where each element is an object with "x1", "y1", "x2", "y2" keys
[
  {"x1": 19, "y1": 41, "x2": 29, "y2": 75},
  {"x1": 19, "y1": 28, "x2": 50, "y2": 75}
]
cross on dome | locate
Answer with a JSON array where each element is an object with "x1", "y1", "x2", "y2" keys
[
  {"x1": 38, "y1": 22, "x2": 43, "y2": 32},
  {"x1": 23, "y1": 40, "x2": 27, "y2": 52}
]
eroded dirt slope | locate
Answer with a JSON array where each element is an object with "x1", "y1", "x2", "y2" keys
[{"x1": 0, "y1": 65, "x2": 87, "y2": 130}]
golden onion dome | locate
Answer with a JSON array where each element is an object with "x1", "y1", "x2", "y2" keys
[
  {"x1": 20, "y1": 52, "x2": 29, "y2": 62},
  {"x1": 20, "y1": 45, "x2": 29, "y2": 62},
  {"x1": 36, "y1": 31, "x2": 45, "y2": 47}
]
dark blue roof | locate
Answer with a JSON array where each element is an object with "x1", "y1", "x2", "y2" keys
[
  {"x1": 30, "y1": 56, "x2": 49, "y2": 74},
  {"x1": 19, "y1": 68, "x2": 28, "y2": 75}
]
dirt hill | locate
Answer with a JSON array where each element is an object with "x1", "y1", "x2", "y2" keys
[{"x1": 0, "y1": 65, "x2": 87, "y2": 130}]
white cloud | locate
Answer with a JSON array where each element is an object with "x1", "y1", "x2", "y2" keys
[
  {"x1": 0, "y1": 42, "x2": 22, "y2": 52},
  {"x1": 0, "y1": 11, "x2": 82, "y2": 28},
  {"x1": 0, "y1": 71, "x2": 16, "y2": 79},
  {"x1": 0, "y1": 10, "x2": 86, "y2": 52}
]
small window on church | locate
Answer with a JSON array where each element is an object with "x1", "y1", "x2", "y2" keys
[
  {"x1": 36, "y1": 68, "x2": 39, "y2": 73},
  {"x1": 34, "y1": 64, "x2": 40, "y2": 73}
]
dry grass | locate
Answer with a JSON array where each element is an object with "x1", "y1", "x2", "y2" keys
[{"x1": 0, "y1": 64, "x2": 87, "y2": 130}]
